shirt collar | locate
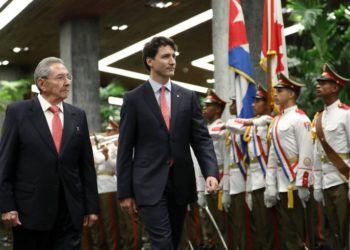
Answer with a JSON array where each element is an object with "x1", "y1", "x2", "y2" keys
[
  {"x1": 325, "y1": 99, "x2": 340, "y2": 111},
  {"x1": 282, "y1": 105, "x2": 297, "y2": 114},
  {"x1": 38, "y1": 94, "x2": 64, "y2": 113},
  {"x1": 149, "y1": 78, "x2": 171, "y2": 93}
]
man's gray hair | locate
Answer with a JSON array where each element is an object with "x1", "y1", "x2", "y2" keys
[{"x1": 34, "y1": 57, "x2": 64, "y2": 92}]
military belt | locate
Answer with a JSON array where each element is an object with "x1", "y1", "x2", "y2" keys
[
  {"x1": 321, "y1": 153, "x2": 350, "y2": 164},
  {"x1": 277, "y1": 156, "x2": 299, "y2": 168},
  {"x1": 97, "y1": 171, "x2": 115, "y2": 176}
]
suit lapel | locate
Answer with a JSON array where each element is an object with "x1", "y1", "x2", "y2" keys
[
  {"x1": 170, "y1": 83, "x2": 180, "y2": 134},
  {"x1": 142, "y1": 82, "x2": 168, "y2": 132},
  {"x1": 29, "y1": 98, "x2": 57, "y2": 155},
  {"x1": 59, "y1": 103, "x2": 77, "y2": 155}
]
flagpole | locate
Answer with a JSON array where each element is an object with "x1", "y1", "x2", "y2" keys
[{"x1": 266, "y1": 0, "x2": 273, "y2": 114}]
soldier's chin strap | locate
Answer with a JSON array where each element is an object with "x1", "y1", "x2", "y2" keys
[{"x1": 315, "y1": 111, "x2": 349, "y2": 180}]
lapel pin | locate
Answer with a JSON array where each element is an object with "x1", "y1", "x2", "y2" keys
[
  {"x1": 177, "y1": 94, "x2": 180, "y2": 98},
  {"x1": 76, "y1": 126, "x2": 80, "y2": 132}
]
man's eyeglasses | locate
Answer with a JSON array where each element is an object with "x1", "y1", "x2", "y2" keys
[{"x1": 42, "y1": 74, "x2": 73, "y2": 82}]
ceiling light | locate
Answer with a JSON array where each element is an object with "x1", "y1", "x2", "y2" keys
[
  {"x1": 0, "y1": 0, "x2": 8, "y2": 9},
  {"x1": 118, "y1": 24, "x2": 128, "y2": 31},
  {"x1": 108, "y1": 96, "x2": 124, "y2": 106},
  {"x1": 23, "y1": 46, "x2": 29, "y2": 51},
  {"x1": 111, "y1": 25, "x2": 119, "y2": 30},
  {"x1": 147, "y1": 1, "x2": 175, "y2": 9},
  {"x1": 12, "y1": 47, "x2": 21, "y2": 53},
  {"x1": 2, "y1": 60, "x2": 9, "y2": 65},
  {"x1": 0, "y1": 0, "x2": 33, "y2": 30},
  {"x1": 175, "y1": 51, "x2": 180, "y2": 56},
  {"x1": 206, "y1": 78, "x2": 215, "y2": 84},
  {"x1": 164, "y1": 2, "x2": 173, "y2": 8}
]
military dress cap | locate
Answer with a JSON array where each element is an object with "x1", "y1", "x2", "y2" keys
[
  {"x1": 204, "y1": 89, "x2": 226, "y2": 107},
  {"x1": 274, "y1": 73, "x2": 305, "y2": 93},
  {"x1": 255, "y1": 85, "x2": 268, "y2": 100},
  {"x1": 316, "y1": 63, "x2": 350, "y2": 87},
  {"x1": 106, "y1": 117, "x2": 119, "y2": 130}
]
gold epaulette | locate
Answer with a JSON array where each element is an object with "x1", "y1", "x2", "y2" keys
[
  {"x1": 243, "y1": 126, "x2": 251, "y2": 142},
  {"x1": 311, "y1": 112, "x2": 320, "y2": 140},
  {"x1": 224, "y1": 130, "x2": 232, "y2": 147},
  {"x1": 267, "y1": 116, "x2": 278, "y2": 143}
]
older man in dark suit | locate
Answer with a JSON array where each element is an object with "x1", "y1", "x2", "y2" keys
[
  {"x1": 117, "y1": 36, "x2": 219, "y2": 250},
  {"x1": 0, "y1": 57, "x2": 99, "y2": 250}
]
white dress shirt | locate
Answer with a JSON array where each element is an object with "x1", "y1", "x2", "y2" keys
[
  {"x1": 149, "y1": 78, "x2": 171, "y2": 112},
  {"x1": 37, "y1": 94, "x2": 64, "y2": 134}
]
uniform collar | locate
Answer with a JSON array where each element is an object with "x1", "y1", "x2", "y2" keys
[
  {"x1": 282, "y1": 105, "x2": 297, "y2": 114},
  {"x1": 324, "y1": 99, "x2": 340, "y2": 111},
  {"x1": 149, "y1": 78, "x2": 171, "y2": 93}
]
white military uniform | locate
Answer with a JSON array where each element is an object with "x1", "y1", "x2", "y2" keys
[
  {"x1": 224, "y1": 117, "x2": 246, "y2": 195},
  {"x1": 313, "y1": 100, "x2": 350, "y2": 189},
  {"x1": 93, "y1": 143, "x2": 118, "y2": 194},
  {"x1": 267, "y1": 105, "x2": 313, "y2": 192}
]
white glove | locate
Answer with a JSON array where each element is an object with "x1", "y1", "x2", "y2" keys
[
  {"x1": 197, "y1": 191, "x2": 207, "y2": 208},
  {"x1": 297, "y1": 187, "x2": 310, "y2": 208},
  {"x1": 222, "y1": 191, "x2": 231, "y2": 212},
  {"x1": 264, "y1": 185, "x2": 278, "y2": 208},
  {"x1": 253, "y1": 115, "x2": 272, "y2": 126},
  {"x1": 313, "y1": 189, "x2": 325, "y2": 206},
  {"x1": 245, "y1": 192, "x2": 253, "y2": 211}
]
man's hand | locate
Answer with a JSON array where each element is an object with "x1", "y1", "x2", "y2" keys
[
  {"x1": 1, "y1": 211, "x2": 22, "y2": 227},
  {"x1": 83, "y1": 214, "x2": 98, "y2": 227},
  {"x1": 120, "y1": 197, "x2": 138, "y2": 215},
  {"x1": 206, "y1": 176, "x2": 219, "y2": 193}
]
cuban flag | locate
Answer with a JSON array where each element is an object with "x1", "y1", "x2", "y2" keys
[
  {"x1": 260, "y1": 0, "x2": 288, "y2": 84},
  {"x1": 229, "y1": 0, "x2": 256, "y2": 119}
]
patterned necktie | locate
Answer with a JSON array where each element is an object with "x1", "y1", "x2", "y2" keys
[
  {"x1": 160, "y1": 86, "x2": 170, "y2": 130},
  {"x1": 49, "y1": 105, "x2": 63, "y2": 153}
]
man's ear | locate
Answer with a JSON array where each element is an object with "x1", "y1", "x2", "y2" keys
[
  {"x1": 146, "y1": 57, "x2": 153, "y2": 69},
  {"x1": 37, "y1": 78, "x2": 46, "y2": 92}
]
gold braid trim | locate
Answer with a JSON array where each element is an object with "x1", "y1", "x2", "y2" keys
[
  {"x1": 311, "y1": 112, "x2": 320, "y2": 141},
  {"x1": 224, "y1": 130, "x2": 232, "y2": 147},
  {"x1": 243, "y1": 126, "x2": 251, "y2": 142}
]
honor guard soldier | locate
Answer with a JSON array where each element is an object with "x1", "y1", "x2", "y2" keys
[
  {"x1": 312, "y1": 63, "x2": 350, "y2": 250},
  {"x1": 196, "y1": 89, "x2": 227, "y2": 249},
  {"x1": 265, "y1": 73, "x2": 313, "y2": 250},
  {"x1": 230, "y1": 86, "x2": 275, "y2": 249},
  {"x1": 223, "y1": 96, "x2": 252, "y2": 250}
]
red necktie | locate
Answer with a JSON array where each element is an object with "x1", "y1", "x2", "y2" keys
[
  {"x1": 160, "y1": 86, "x2": 170, "y2": 130},
  {"x1": 49, "y1": 105, "x2": 63, "y2": 153}
]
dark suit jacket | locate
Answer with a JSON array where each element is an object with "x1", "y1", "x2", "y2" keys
[
  {"x1": 117, "y1": 82, "x2": 218, "y2": 206},
  {"x1": 0, "y1": 97, "x2": 99, "y2": 231}
]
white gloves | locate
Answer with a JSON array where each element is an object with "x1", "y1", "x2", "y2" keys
[
  {"x1": 264, "y1": 185, "x2": 278, "y2": 208},
  {"x1": 313, "y1": 188, "x2": 325, "y2": 206},
  {"x1": 297, "y1": 187, "x2": 310, "y2": 208},
  {"x1": 197, "y1": 191, "x2": 207, "y2": 208},
  {"x1": 222, "y1": 190, "x2": 231, "y2": 212},
  {"x1": 253, "y1": 115, "x2": 272, "y2": 126},
  {"x1": 245, "y1": 192, "x2": 253, "y2": 211}
]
